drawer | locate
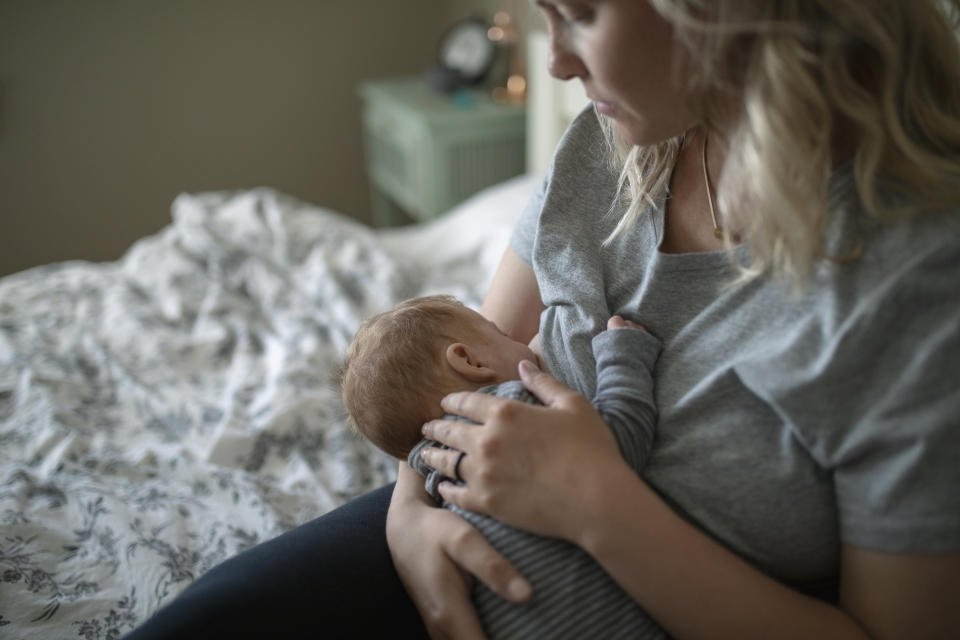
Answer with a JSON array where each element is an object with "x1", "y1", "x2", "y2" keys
[
  {"x1": 358, "y1": 76, "x2": 527, "y2": 225},
  {"x1": 362, "y1": 105, "x2": 426, "y2": 214}
]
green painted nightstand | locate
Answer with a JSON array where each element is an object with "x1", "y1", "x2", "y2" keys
[{"x1": 358, "y1": 76, "x2": 526, "y2": 226}]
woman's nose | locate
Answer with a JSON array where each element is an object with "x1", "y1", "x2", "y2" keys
[{"x1": 547, "y1": 37, "x2": 586, "y2": 81}]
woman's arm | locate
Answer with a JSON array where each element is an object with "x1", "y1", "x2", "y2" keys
[
  {"x1": 840, "y1": 546, "x2": 960, "y2": 640},
  {"x1": 386, "y1": 463, "x2": 532, "y2": 640},
  {"x1": 385, "y1": 245, "x2": 541, "y2": 639},
  {"x1": 575, "y1": 455, "x2": 960, "y2": 639},
  {"x1": 425, "y1": 363, "x2": 960, "y2": 640},
  {"x1": 479, "y1": 246, "x2": 545, "y2": 343}
]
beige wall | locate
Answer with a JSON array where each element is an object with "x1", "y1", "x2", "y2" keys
[{"x1": 0, "y1": 0, "x2": 501, "y2": 276}]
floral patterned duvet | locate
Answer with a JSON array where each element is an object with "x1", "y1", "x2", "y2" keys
[{"x1": 0, "y1": 182, "x2": 529, "y2": 639}]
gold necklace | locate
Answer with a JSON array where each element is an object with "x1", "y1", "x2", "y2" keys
[{"x1": 701, "y1": 134, "x2": 725, "y2": 240}]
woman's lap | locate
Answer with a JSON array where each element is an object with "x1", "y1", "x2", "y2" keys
[{"x1": 124, "y1": 483, "x2": 428, "y2": 639}]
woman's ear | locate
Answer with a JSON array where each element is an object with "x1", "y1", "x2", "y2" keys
[{"x1": 445, "y1": 343, "x2": 498, "y2": 383}]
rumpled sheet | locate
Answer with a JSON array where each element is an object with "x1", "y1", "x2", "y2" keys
[{"x1": 0, "y1": 177, "x2": 535, "y2": 639}]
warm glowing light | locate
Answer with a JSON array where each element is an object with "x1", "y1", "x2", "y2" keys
[
  {"x1": 487, "y1": 26, "x2": 504, "y2": 41},
  {"x1": 506, "y1": 74, "x2": 526, "y2": 95},
  {"x1": 494, "y1": 11, "x2": 511, "y2": 27}
]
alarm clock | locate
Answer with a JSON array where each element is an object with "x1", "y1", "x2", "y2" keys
[{"x1": 430, "y1": 17, "x2": 496, "y2": 93}]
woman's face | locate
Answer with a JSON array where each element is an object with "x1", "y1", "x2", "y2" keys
[{"x1": 536, "y1": 0, "x2": 698, "y2": 146}]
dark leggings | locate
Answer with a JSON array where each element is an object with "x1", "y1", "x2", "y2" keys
[{"x1": 124, "y1": 483, "x2": 428, "y2": 639}]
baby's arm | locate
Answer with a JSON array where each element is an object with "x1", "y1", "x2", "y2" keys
[{"x1": 590, "y1": 315, "x2": 661, "y2": 473}]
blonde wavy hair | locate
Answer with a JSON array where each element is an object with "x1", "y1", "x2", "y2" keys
[{"x1": 604, "y1": 0, "x2": 960, "y2": 286}]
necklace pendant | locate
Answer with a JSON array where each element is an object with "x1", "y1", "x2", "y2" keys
[{"x1": 714, "y1": 227, "x2": 725, "y2": 240}]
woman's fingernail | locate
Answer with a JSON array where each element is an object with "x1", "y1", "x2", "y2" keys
[
  {"x1": 439, "y1": 393, "x2": 456, "y2": 411},
  {"x1": 519, "y1": 359, "x2": 539, "y2": 374},
  {"x1": 507, "y1": 577, "x2": 532, "y2": 601}
]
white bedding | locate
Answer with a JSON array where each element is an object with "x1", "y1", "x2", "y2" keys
[{"x1": 0, "y1": 174, "x2": 538, "y2": 639}]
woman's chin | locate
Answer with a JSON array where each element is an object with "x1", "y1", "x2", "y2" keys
[
  {"x1": 608, "y1": 115, "x2": 689, "y2": 148},
  {"x1": 605, "y1": 117, "x2": 647, "y2": 147},
  {"x1": 615, "y1": 120, "x2": 650, "y2": 146}
]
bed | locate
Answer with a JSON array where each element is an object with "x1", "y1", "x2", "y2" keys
[
  {"x1": 0, "y1": 176, "x2": 536, "y2": 638},
  {"x1": 0, "y1": 31, "x2": 583, "y2": 639},
  {"x1": 0, "y1": 175, "x2": 541, "y2": 638}
]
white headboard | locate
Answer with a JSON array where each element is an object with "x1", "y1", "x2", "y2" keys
[{"x1": 525, "y1": 31, "x2": 591, "y2": 175}]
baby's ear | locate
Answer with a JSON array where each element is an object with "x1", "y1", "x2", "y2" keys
[{"x1": 445, "y1": 343, "x2": 498, "y2": 383}]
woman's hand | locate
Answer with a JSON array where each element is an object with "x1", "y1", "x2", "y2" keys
[
  {"x1": 420, "y1": 359, "x2": 627, "y2": 543},
  {"x1": 386, "y1": 462, "x2": 532, "y2": 640}
]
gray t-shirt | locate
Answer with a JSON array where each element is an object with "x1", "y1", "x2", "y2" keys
[{"x1": 511, "y1": 107, "x2": 960, "y2": 595}]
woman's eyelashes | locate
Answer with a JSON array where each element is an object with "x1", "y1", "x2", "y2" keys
[
  {"x1": 559, "y1": 4, "x2": 594, "y2": 25},
  {"x1": 537, "y1": 1, "x2": 594, "y2": 26}
]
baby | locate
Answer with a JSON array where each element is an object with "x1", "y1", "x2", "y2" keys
[{"x1": 341, "y1": 295, "x2": 666, "y2": 639}]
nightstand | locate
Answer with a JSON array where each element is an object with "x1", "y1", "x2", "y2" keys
[{"x1": 358, "y1": 76, "x2": 526, "y2": 226}]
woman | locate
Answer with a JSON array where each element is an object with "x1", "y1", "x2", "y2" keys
[
  {"x1": 392, "y1": 1, "x2": 960, "y2": 638},
  {"x1": 128, "y1": 1, "x2": 960, "y2": 638}
]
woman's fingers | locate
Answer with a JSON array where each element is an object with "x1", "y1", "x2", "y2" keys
[
  {"x1": 421, "y1": 417, "x2": 479, "y2": 452},
  {"x1": 438, "y1": 390, "x2": 504, "y2": 425},
  {"x1": 417, "y1": 577, "x2": 487, "y2": 640},
  {"x1": 441, "y1": 518, "x2": 533, "y2": 604},
  {"x1": 401, "y1": 534, "x2": 488, "y2": 640},
  {"x1": 436, "y1": 361, "x2": 578, "y2": 428},
  {"x1": 437, "y1": 481, "x2": 487, "y2": 516},
  {"x1": 387, "y1": 467, "x2": 490, "y2": 640},
  {"x1": 518, "y1": 359, "x2": 580, "y2": 408},
  {"x1": 420, "y1": 446, "x2": 469, "y2": 483}
]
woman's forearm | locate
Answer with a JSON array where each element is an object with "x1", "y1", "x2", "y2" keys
[
  {"x1": 578, "y1": 464, "x2": 869, "y2": 639},
  {"x1": 391, "y1": 459, "x2": 431, "y2": 505},
  {"x1": 387, "y1": 460, "x2": 531, "y2": 639}
]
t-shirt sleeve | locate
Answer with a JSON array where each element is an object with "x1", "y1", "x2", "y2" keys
[
  {"x1": 813, "y1": 238, "x2": 960, "y2": 552},
  {"x1": 509, "y1": 105, "x2": 606, "y2": 268},
  {"x1": 509, "y1": 171, "x2": 549, "y2": 267},
  {"x1": 832, "y1": 313, "x2": 960, "y2": 552}
]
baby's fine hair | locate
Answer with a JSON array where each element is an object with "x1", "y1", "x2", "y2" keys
[{"x1": 341, "y1": 295, "x2": 475, "y2": 459}]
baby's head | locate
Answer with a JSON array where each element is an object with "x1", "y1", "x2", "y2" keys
[{"x1": 341, "y1": 295, "x2": 539, "y2": 458}]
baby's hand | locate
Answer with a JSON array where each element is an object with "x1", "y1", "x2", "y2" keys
[{"x1": 607, "y1": 315, "x2": 646, "y2": 332}]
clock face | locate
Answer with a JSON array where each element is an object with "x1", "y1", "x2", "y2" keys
[{"x1": 439, "y1": 20, "x2": 494, "y2": 81}]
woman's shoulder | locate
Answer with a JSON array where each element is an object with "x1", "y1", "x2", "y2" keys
[
  {"x1": 849, "y1": 208, "x2": 960, "y2": 302},
  {"x1": 744, "y1": 208, "x2": 959, "y2": 423},
  {"x1": 560, "y1": 105, "x2": 605, "y2": 145},
  {"x1": 796, "y1": 210, "x2": 960, "y2": 552},
  {"x1": 789, "y1": 208, "x2": 960, "y2": 426},
  {"x1": 511, "y1": 107, "x2": 624, "y2": 256},
  {"x1": 810, "y1": 209, "x2": 960, "y2": 365},
  {"x1": 550, "y1": 106, "x2": 616, "y2": 180}
]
